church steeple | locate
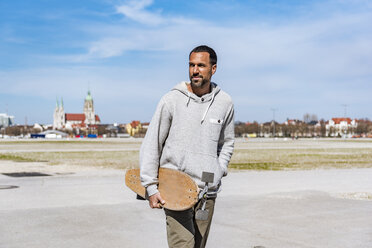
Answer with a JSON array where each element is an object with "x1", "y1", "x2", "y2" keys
[
  {"x1": 85, "y1": 90, "x2": 92, "y2": 101},
  {"x1": 53, "y1": 96, "x2": 65, "y2": 129},
  {"x1": 84, "y1": 89, "x2": 95, "y2": 125}
]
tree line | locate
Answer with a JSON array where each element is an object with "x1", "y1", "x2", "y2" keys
[{"x1": 235, "y1": 118, "x2": 372, "y2": 138}]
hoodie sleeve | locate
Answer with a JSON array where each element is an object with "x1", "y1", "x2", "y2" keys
[
  {"x1": 139, "y1": 96, "x2": 172, "y2": 197},
  {"x1": 217, "y1": 103, "x2": 235, "y2": 176}
]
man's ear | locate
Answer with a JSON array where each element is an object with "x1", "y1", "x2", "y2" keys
[{"x1": 211, "y1": 64, "x2": 217, "y2": 75}]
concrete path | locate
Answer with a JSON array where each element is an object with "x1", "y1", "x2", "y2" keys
[{"x1": 1, "y1": 167, "x2": 372, "y2": 248}]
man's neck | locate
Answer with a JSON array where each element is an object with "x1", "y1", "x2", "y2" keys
[{"x1": 188, "y1": 82, "x2": 211, "y2": 97}]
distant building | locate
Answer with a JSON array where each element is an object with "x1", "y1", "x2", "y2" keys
[
  {"x1": 53, "y1": 91, "x2": 101, "y2": 130},
  {"x1": 65, "y1": 113, "x2": 100, "y2": 128},
  {"x1": 126, "y1": 120, "x2": 142, "y2": 136},
  {"x1": 326, "y1": 117, "x2": 357, "y2": 137},
  {"x1": 141, "y1": 122, "x2": 150, "y2": 131},
  {"x1": 284, "y1": 119, "x2": 303, "y2": 125},
  {"x1": 0, "y1": 113, "x2": 15, "y2": 128}
]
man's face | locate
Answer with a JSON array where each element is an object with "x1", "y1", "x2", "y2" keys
[{"x1": 189, "y1": 52, "x2": 217, "y2": 88}]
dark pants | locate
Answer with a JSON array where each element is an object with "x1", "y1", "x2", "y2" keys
[{"x1": 164, "y1": 198, "x2": 216, "y2": 248}]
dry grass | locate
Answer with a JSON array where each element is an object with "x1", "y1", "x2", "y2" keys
[
  {"x1": 0, "y1": 151, "x2": 139, "y2": 169},
  {"x1": 1, "y1": 138, "x2": 372, "y2": 170},
  {"x1": 0, "y1": 153, "x2": 39, "y2": 162},
  {"x1": 230, "y1": 148, "x2": 372, "y2": 170}
]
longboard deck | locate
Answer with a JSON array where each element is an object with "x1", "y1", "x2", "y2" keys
[{"x1": 125, "y1": 168, "x2": 199, "y2": 211}]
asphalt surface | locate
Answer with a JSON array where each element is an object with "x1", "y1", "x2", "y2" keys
[{"x1": 1, "y1": 168, "x2": 372, "y2": 248}]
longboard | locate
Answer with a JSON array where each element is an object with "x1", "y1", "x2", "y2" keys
[{"x1": 125, "y1": 168, "x2": 199, "y2": 211}]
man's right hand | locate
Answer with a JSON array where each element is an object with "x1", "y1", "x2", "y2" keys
[{"x1": 148, "y1": 192, "x2": 165, "y2": 209}]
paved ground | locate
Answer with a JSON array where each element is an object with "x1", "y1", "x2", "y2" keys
[{"x1": 1, "y1": 164, "x2": 372, "y2": 248}]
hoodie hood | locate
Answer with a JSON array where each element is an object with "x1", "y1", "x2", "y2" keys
[
  {"x1": 172, "y1": 81, "x2": 220, "y2": 102},
  {"x1": 172, "y1": 81, "x2": 221, "y2": 123}
]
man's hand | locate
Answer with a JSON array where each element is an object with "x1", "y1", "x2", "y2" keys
[{"x1": 149, "y1": 192, "x2": 165, "y2": 209}]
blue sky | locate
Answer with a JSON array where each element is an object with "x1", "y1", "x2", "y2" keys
[{"x1": 1, "y1": 0, "x2": 371, "y2": 124}]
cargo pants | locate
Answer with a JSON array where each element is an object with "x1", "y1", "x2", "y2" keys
[{"x1": 164, "y1": 198, "x2": 216, "y2": 248}]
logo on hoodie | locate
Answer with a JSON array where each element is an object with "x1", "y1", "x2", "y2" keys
[{"x1": 209, "y1": 118, "x2": 223, "y2": 125}]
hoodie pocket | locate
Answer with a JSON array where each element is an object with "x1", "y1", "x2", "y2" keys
[
  {"x1": 214, "y1": 158, "x2": 226, "y2": 188},
  {"x1": 182, "y1": 152, "x2": 225, "y2": 190},
  {"x1": 207, "y1": 118, "x2": 223, "y2": 142}
]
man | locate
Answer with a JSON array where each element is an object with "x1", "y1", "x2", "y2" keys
[{"x1": 140, "y1": 45, "x2": 234, "y2": 248}]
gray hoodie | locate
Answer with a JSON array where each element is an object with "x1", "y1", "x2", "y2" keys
[{"x1": 140, "y1": 82, "x2": 235, "y2": 197}]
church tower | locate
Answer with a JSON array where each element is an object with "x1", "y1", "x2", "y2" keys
[
  {"x1": 53, "y1": 98, "x2": 65, "y2": 129},
  {"x1": 53, "y1": 98, "x2": 59, "y2": 129},
  {"x1": 84, "y1": 90, "x2": 95, "y2": 125},
  {"x1": 59, "y1": 97, "x2": 65, "y2": 127}
]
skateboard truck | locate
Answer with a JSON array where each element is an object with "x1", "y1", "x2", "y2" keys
[{"x1": 195, "y1": 172, "x2": 214, "y2": 221}]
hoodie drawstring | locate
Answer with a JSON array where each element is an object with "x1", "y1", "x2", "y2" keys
[
  {"x1": 201, "y1": 93, "x2": 215, "y2": 124},
  {"x1": 186, "y1": 92, "x2": 191, "y2": 106}
]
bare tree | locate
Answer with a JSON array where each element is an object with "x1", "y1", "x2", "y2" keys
[
  {"x1": 310, "y1": 114, "x2": 318, "y2": 122},
  {"x1": 303, "y1": 113, "x2": 311, "y2": 123}
]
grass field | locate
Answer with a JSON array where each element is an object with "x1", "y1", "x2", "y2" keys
[{"x1": 1, "y1": 138, "x2": 372, "y2": 170}]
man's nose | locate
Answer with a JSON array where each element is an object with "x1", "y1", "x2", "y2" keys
[{"x1": 193, "y1": 66, "x2": 199, "y2": 74}]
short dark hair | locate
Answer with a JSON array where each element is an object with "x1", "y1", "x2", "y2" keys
[{"x1": 189, "y1": 45, "x2": 217, "y2": 65}]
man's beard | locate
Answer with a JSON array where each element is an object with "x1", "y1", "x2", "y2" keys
[{"x1": 190, "y1": 76, "x2": 208, "y2": 88}]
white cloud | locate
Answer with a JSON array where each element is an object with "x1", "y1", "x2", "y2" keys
[
  {"x1": 48, "y1": 0, "x2": 372, "y2": 90},
  {"x1": 116, "y1": 0, "x2": 165, "y2": 26},
  {"x1": 84, "y1": 9, "x2": 372, "y2": 84}
]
